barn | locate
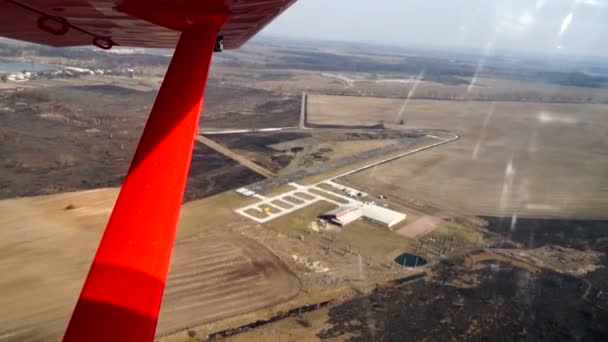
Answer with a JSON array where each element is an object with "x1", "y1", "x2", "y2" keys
[{"x1": 319, "y1": 206, "x2": 363, "y2": 226}]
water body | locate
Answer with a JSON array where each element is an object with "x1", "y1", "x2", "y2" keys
[
  {"x1": 394, "y1": 253, "x2": 427, "y2": 267},
  {"x1": 0, "y1": 61, "x2": 54, "y2": 72}
]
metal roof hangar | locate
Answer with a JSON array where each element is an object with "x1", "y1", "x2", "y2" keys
[
  {"x1": 361, "y1": 203, "x2": 406, "y2": 228},
  {"x1": 320, "y1": 204, "x2": 406, "y2": 228}
]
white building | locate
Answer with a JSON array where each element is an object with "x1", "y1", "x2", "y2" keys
[
  {"x1": 344, "y1": 188, "x2": 363, "y2": 197},
  {"x1": 320, "y1": 204, "x2": 406, "y2": 229},
  {"x1": 361, "y1": 203, "x2": 406, "y2": 229},
  {"x1": 7, "y1": 72, "x2": 32, "y2": 82}
]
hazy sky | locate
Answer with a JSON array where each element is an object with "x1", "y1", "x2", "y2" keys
[{"x1": 263, "y1": 0, "x2": 608, "y2": 57}]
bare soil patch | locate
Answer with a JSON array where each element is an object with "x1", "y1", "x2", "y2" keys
[
  {"x1": 158, "y1": 234, "x2": 301, "y2": 334},
  {"x1": 397, "y1": 215, "x2": 442, "y2": 239}
]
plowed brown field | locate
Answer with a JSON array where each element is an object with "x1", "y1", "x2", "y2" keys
[{"x1": 0, "y1": 189, "x2": 300, "y2": 341}]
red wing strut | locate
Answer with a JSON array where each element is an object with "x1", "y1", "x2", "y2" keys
[{"x1": 62, "y1": 15, "x2": 228, "y2": 341}]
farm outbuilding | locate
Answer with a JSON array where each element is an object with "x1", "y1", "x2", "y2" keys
[
  {"x1": 319, "y1": 206, "x2": 363, "y2": 226},
  {"x1": 320, "y1": 204, "x2": 405, "y2": 229},
  {"x1": 361, "y1": 203, "x2": 406, "y2": 228}
]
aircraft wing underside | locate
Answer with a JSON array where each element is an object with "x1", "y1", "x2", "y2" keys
[{"x1": 0, "y1": 0, "x2": 295, "y2": 49}]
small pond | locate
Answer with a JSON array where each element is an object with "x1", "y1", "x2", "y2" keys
[{"x1": 394, "y1": 253, "x2": 427, "y2": 267}]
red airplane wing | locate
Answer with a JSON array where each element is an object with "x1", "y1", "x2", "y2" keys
[
  {"x1": 0, "y1": 0, "x2": 295, "y2": 49},
  {"x1": 0, "y1": 1, "x2": 298, "y2": 341}
]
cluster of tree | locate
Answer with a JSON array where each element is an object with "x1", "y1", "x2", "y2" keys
[
  {"x1": 264, "y1": 48, "x2": 608, "y2": 90},
  {"x1": 320, "y1": 89, "x2": 608, "y2": 104},
  {"x1": 531, "y1": 71, "x2": 608, "y2": 88},
  {"x1": 271, "y1": 51, "x2": 476, "y2": 79},
  {"x1": 481, "y1": 67, "x2": 608, "y2": 89}
]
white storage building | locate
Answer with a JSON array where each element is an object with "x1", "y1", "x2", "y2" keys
[
  {"x1": 320, "y1": 204, "x2": 406, "y2": 229},
  {"x1": 361, "y1": 204, "x2": 406, "y2": 228}
]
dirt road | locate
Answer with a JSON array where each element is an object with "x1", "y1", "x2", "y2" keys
[{"x1": 196, "y1": 135, "x2": 275, "y2": 178}]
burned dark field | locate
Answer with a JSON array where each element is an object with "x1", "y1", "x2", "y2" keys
[
  {"x1": 320, "y1": 263, "x2": 608, "y2": 341},
  {"x1": 0, "y1": 83, "x2": 277, "y2": 200},
  {"x1": 202, "y1": 85, "x2": 301, "y2": 129},
  {"x1": 318, "y1": 218, "x2": 608, "y2": 342}
]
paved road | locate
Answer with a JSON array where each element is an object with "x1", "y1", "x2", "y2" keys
[
  {"x1": 331, "y1": 132, "x2": 459, "y2": 179},
  {"x1": 299, "y1": 92, "x2": 307, "y2": 129},
  {"x1": 241, "y1": 132, "x2": 459, "y2": 195},
  {"x1": 235, "y1": 182, "x2": 360, "y2": 224},
  {"x1": 199, "y1": 127, "x2": 297, "y2": 135}
]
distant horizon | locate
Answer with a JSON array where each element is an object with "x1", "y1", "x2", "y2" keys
[
  {"x1": 253, "y1": 33, "x2": 608, "y2": 65},
  {"x1": 2, "y1": 19, "x2": 607, "y2": 65},
  {"x1": 261, "y1": 0, "x2": 608, "y2": 60}
]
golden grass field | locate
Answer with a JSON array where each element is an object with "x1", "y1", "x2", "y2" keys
[{"x1": 308, "y1": 94, "x2": 608, "y2": 218}]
